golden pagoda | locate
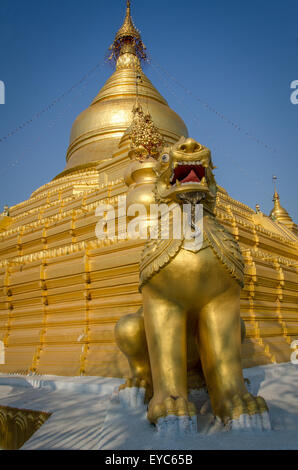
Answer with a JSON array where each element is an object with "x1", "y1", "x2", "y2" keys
[{"x1": 0, "y1": 1, "x2": 297, "y2": 378}]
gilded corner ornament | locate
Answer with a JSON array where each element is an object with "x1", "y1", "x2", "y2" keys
[{"x1": 128, "y1": 103, "x2": 165, "y2": 161}]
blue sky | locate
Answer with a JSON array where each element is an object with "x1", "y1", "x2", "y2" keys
[{"x1": 0, "y1": 0, "x2": 297, "y2": 221}]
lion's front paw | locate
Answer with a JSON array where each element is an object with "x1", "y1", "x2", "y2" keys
[
  {"x1": 222, "y1": 393, "x2": 271, "y2": 432},
  {"x1": 157, "y1": 414, "x2": 198, "y2": 436},
  {"x1": 112, "y1": 378, "x2": 151, "y2": 409},
  {"x1": 148, "y1": 396, "x2": 197, "y2": 435}
]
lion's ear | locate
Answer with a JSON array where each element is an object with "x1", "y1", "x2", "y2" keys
[
  {"x1": 172, "y1": 136, "x2": 186, "y2": 150},
  {"x1": 177, "y1": 136, "x2": 187, "y2": 145}
]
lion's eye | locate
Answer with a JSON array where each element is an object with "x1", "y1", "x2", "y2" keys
[{"x1": 161, "y1": 154, "x2": 169, "y2": 163}]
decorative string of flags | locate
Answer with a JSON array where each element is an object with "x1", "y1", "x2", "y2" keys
[
  {"x1": 148, "y1": 58, "x2": 277, "y2": 155},
  {"x1": 0, "y1": 55, "x2": 278, "y2": 194},
  {"x1": 0, "y1": 60, "x2": 107, "y2": 144},
  {"x1": 0, "y1": 63, "x2": 107, "y2": 178},
  {"x1": 148, "y1": 59, "x2": 269, "y2": 189}
]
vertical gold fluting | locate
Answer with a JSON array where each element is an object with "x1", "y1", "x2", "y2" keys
[
  {"x1": 32, "y1": 259, "x2": 48, "y2": 373},
  {"x1": 249, "y1": 257, "x2": 276, "y2": 363},
  {"x1": 3, "y1": 265, "x2": 13, "y2": 362},
  {"x1": 241, "y1": 250, "x2": 275, "y2": 364},
  {"x1": 80, "y1": 249, "x2": 91, "y2": 376},
  {"x1": 274, "y1": 259, "x2": 292, "y2": 346},
  {"x1": 70, "y1": 210, "x2": 76, "y2": 243}
]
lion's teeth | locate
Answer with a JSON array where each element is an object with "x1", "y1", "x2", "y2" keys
[{"x1": 174, "y1": 161, "x2": 203, "y2": 166}]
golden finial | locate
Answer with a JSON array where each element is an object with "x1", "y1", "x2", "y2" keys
[
  {"x1": 271, "y1": 176, "x2": 282, "y2": 214},
  {"x1": 255, "y1": 204, "x2": 262, "y2": 214},
  {"x1": 109, "y1": 0, "x2": 147, "y2": 64},
  {"x1": 272, "y1": 176, "x2": 282, "y2": 207},
  {"x1": 2, "y1": 205, "x2": 9, "y2": 216},
  {"x1": 272, "y1": 175, "x2": 278, "y2": 197},
  {"x1": 115, "y1": 0, "x2": 140, "y2": 42}
]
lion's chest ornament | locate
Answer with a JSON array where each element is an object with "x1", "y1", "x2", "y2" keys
[{"x1": 115, "y1": 137, "x2": 271, "y2": 436}]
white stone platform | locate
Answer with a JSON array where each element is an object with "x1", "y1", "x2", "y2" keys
[{"x1": 0, "y1": 363, "x2": 297, "y2": 450}]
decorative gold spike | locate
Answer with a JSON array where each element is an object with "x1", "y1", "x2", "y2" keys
[
  {"x1": 109, "y1": 0, "x2": 147, "y2": 64},
  {"x1": 115, "y1": 0, "x2": 140, "y2": 42}
]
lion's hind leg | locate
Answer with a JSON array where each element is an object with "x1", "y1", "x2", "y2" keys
[
  {"x1": 115, "y1": 308, "x2": 152, "y2": 407},
  {"x1": 198, "y1": 286, "x2": 271, "y2": 431}
]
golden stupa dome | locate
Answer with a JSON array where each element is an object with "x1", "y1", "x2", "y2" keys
[{"x1": 60, "y1": 1, "x2": 188, "y2": 177}]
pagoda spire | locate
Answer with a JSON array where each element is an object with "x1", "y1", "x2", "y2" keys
[
  {"x1": 115, "y1": 0, "x2": 140, "y2": 42},
  {"x1": 270, "y1": 178, "x2": 298, "y2": 235},
  {"x1": 109, "y1": 0, "x2": 147, "y2": 66},
  {"x1": 59, "y1": 0, "x2": 188, "y2": 177}
]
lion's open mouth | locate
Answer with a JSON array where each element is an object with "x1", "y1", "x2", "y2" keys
[{"x1": 170, "y1": 163, "x2": 206, "y2": 186}]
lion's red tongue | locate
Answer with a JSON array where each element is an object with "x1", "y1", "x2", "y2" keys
[{"x1": 180, "y1": 169, "x2": 201, "y2": 184}]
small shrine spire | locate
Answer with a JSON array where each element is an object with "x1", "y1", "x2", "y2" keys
[
  {"x1": 109, "y1": 0, "x2": 147, "y2": 65},
  {"x1": 270, "y1": 177, "x2": 298, "y2": 235}
]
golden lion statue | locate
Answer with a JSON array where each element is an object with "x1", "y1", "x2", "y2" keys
[{"x1": 115, "y1": 137, "x2": 271, "y2": 433}]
